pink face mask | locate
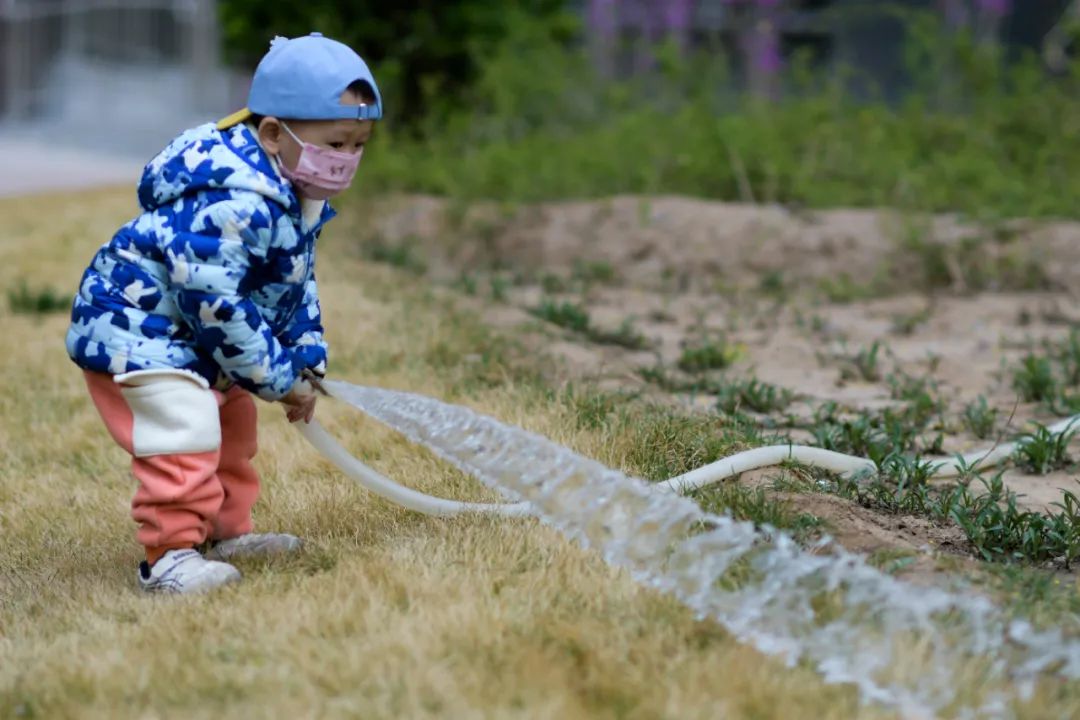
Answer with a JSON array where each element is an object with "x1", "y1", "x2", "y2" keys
[{"x1": 278, "y1": 122, "x2": 362, "y2": 200}]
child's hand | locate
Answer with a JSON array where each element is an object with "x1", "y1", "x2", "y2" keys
[{"x1": 280, "y1": 385, "x2": 317, "y2": 424}]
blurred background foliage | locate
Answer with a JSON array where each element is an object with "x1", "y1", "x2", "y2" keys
[
  {"x1": 217, "y1": 1, "x2": 1080, "y2": 219},
  {"x1": 218, "y1": 0, "x2": 575, "y2": 128}
]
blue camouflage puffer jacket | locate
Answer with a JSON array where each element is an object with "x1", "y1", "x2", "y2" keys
[{"x1": 66, "y1": 121, "x2": 332, "y2": 401}]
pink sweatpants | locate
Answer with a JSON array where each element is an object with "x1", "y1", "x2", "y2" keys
[{"x1": 84, "y1": 371, "x2": 260, "y2": 555}]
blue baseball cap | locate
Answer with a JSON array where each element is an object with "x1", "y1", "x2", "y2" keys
[{"x1": 218, "y1": 32, "x2": 382, "y2": 130}]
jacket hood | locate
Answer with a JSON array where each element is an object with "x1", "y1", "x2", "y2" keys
[{"x1": 137, "y1": 122, "x2": 296, "y2": 211}]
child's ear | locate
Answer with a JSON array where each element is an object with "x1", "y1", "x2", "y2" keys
[{"x1": 258, "y1": 117, "x2": 283, "y2": 155}]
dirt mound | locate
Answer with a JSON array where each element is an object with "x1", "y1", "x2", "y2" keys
[
  {"x1": 355, "y1": 193, "x2": 1080, "y2": 293},
  {"x1": 787, "y1": 492, "x2": 968, "y2": 556}
]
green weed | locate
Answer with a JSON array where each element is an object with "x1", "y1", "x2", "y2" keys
[
  {"x1": 840, "y1": 341, "x2": 884, "y2": 383},
  {"x1": 830, "y1": 462, "x2": 1080, "y2": 567},
  {"x1": 638, "y1": 364, "x2": 681, "y2": 392},
  {"x1": 812, "y1": 414, "x2": 894, "y2": 466},
  {"x1": 886, "y1": 372, "x2": 944, "y2": 425},
  {"x1": 677, "y1": 335, "x2": 738, "y2": 374},
  {"x1": 867, "y1": 548, "x2": 920, "y2": 575},
  {"x1": 360, "y1": 235, "x2": 427, "y2": 275},
  {"x1": 529, "y1": 299, "x2": 590, "y2": 333},
  {"x1": 1012, "y1": 355, "x2": 1057, "y2": 403},
  {"x1": 587, "y1": 318, "x2": 650, "y2": 350},
  {"x1": 1012, "y1": 421, "x2": 1077, "y2": 475},
  {"x1": 818, "y1": 275, "x2": 873, "y2": 304},
  {"x1": 759, "y1": 271, "x2": 787, "y2": 299},
  {"x1": 978, "y1": 563, "x2": 1080, "y2": 625},
  {"x1": 7, "y1": 283, "x2": 72, "y2": 315},
  {"x1": 490, "y1": 275, "x2": 510, "y2": 302},
  {"x1": 890, "y1": 307, "x2": 932, "y2": 336},
  {"x1": 837, "y1": 219, "x2": 1048, "y2": 296},
  {"x1": 540, "y1": 273, "x2": 568, "y2": 294},
  {"x1": 715, "y1": 378, "x2": 795, "y2": 415},
  {"x1": 572, "y1": 260, "x2": 617, "y2": 286},
  {"x1": 693, "y1": 484, "x2": 825, "y2": 541},
  {"x1": 963, "y1": 396, "x2": 998, "y2": 440},
  {"x1": 456, "y1": 273, "x2": 479, "y2": 296},
  {"x1": 528, "y1": 301, "x2": 648, "y2": 350},
  {"x1": 560, "y1": 385, "x2": 627, "y2": 430},
  {"x1": 949, "y1": 475, "x2": 1080, "y2": 565},
  {"x1": 1054, "y1": 329, "x2": 1080, "y2": 387}
]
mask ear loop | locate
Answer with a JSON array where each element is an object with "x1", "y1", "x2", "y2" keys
[
  {"x1": 277, "y1": 121, "x2": 307, "y2": 181},
  {"x1": 280, "y1": 121, "x2": 306, "y2": 147}
]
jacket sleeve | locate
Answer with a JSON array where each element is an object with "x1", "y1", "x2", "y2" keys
[
  {"x1": 163, "y1": 198, "x2": 297, "y2": 401},
  {"x1": 280, "y1": 273, "x2": 328, "y2": 377}
]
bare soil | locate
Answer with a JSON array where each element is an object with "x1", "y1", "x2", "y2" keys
[{"x1": 346, "y1": 193, "x2": 1080, "y2": 568}]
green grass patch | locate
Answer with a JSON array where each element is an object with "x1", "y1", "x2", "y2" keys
[
  {"x1": 529, "y1": 298, "x2": 590, "y2": 333},
  {"x1": 7, "y1": 282, "x2": 72, "y2": 315},
  {"x1": 359, "y1": 235, "x2": 428, "y2": 275},
  {"x1": 585, "y1": 317, "x2": 651, "y2": 350},
  {"x1": 677, "y1": 334, "x2": 739, "y2": 374},
  {"x1": 572, "y1": 260, "x2": 618, "y2": 287},
  {"x1": 692, "y1": 484, "x2": 826, "y2": 542},
  {"x1": 715, "y1": 378, "x2": 795, "y2": 415}
]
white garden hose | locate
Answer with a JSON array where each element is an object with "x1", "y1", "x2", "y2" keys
[
  {"x1": 295, "y1": 380, "x2": 1080, "y2": 517},
  {"x1": 663, "y1": 413, "x2": 1080, "y2": 494},
  {"x1": 298, "y1": 418, "x2": 532, "y2": 517}
]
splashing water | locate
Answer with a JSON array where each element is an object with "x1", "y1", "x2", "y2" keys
[{"x1": 323, "y1": 380, "x2": 1080, "y2": 718}]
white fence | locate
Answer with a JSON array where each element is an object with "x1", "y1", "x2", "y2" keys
[{"x1": 0, "y1": 0, "x2": 236, "y2": 157}]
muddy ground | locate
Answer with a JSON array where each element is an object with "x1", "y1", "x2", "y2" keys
[{"x1": 343, "y1": 194, "x2": 1080, "y2": 568}]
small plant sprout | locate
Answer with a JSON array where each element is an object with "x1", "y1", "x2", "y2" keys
[
  {"x1": 1013, "y1": 420, "x2": 1078, "y2": 475},
  {"x1": 1054, "y1": 329, "x2": 1080, "y2": 386},
  {"x1": 1012, "y1": 354, "x2": 1057, "y2": 403},
  {"x1": 456, "y1": 272, "x2": 478, "y2": 296},
  {"x1": 540, "y1": 272, "x2": 568, "y2": 294},
  {"x1": 963, "y1": 396, "x2": 998, "y2": 439},
  {"x1": 490, "y1": 275, "x2": 510, "y2": 302},
  {"x1": 715, "y1": 378, "x2": 795, "y2": 414},
  {"x1": 529, "y1": 298, "x2": 590, "y2": 333},
  {"x1": 572, "y1": 260, "x2": 617, "y2": 287},
  {"x1": 890, "y1": 306, "x2": 932, "y2": 336},
  {"x1": 886, "y1": 372, "x2": 943, "y2": 425},
  {"x1": 818, "y1": 274, "x2": 869, "y2": 303},
  {"x1": 678, "y1": 334, "x2": 740, "y2": 374},
  {"x1": 587, "y1": 317, "x2": 651, "y2": 350},
  {"x1": 360, "y1": 235, "x2": 427, "y2": 275},
  {"x1": 840, "y1": 341, "x2": 884, "y2": 382},
  {"x1": 759, "y1": 270, "x2": 786, "y2": 298}
]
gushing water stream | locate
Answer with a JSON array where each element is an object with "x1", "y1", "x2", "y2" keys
[{"x1": 305, "y1": 380, "x2": 1080, "y2": 718}]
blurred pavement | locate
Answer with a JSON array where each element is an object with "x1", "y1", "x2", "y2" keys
[{"x1": 0, "y1": 137, "x2": 145, "y2": 197}]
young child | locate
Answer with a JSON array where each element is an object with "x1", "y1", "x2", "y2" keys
[{"x1": 65, "y1": 32, "x2": 381, "y2": 594}]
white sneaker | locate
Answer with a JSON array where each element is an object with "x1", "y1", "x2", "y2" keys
[
  {"x1": 138, "y1": 549, "x2": 241, "y2": 595},
  {"x1": 205, "y1": 532, "x2": 303, "y2": 561}
]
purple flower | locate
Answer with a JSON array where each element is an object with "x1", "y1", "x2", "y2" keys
[
  {"x1": 588, "y1": 0, "x2": 617, "y2": 41},
  {"x1": 976, "y1": 0, "x2": 1011, "y2": 17},
  {"x1": 663, "y1": 0, "x2": 694, "y2": 33}
]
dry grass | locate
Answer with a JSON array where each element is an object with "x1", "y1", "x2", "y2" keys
[{"x1": 0, "y1": 188, "x2": 1075, "y2": 719}]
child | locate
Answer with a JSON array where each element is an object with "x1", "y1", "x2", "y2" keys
[{"x1": 65, "y1": 32, "x2": 381, "y2": 594}]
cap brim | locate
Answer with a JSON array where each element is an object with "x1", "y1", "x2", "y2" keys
[{"x1": 216, "y1": 108, "x2": 254, "y2": 130}]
